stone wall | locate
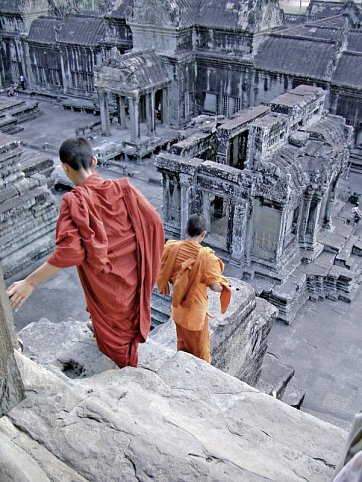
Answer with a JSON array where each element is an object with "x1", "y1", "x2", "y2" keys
[
  {"x1": 0, "y1": 133, "x2": 58, "y2": 279},
  {"x1": 0, "y1": 268, "x2": 24, "y2": 416},
  {"x1": 0, "y1": 335, "x2": 347, "y2": 481}
]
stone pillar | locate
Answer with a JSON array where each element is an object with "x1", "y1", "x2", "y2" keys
[
  {"x1": 230, "y1": 201, "x2": 246, "y2": 263},
  {"x1": 162, "y1": 87, "x2": 170, "y2": 126},
  {"x1": 179, "y1": 173, "x2": 193, "y2": 235},
  {"x1": 306, "y1": 193, "x2": 322, "y2": 246},
  {"x1": 60, "y1": 55, "x2": 68, "y2": 94},
  {"x1": 118, "y1": 96, "x2": 127, "y2": 129},
  {"x1": 275, "y1": 206, "x2": 288, "y2": 263},
  {"x1": 146, "y1": 92, "x2": 156, "y2": 136},
  {"x1": 0, "y1": 267, "x2": 25, "y2": 416},
  {"x1": 98, "y1": 89, "x2": 111, "y2": 136},
  {"x1": 128, "y1": 96, "x2": 140, "y2": 142},
  {"x1": 323, "y1": 186, "x2": 335, "y2": 230},
  {"x1": 299, "y1": 190, "x2": 313, "y2": 245}
]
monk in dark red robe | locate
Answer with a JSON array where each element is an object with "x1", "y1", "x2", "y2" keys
[{"x1": 7, "y1": 138, "x2": 164, "y2": 368}]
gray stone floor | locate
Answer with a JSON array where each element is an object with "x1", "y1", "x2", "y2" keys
[{"x1": 5, "y1": 94, "x2": 362, "y2": 432}]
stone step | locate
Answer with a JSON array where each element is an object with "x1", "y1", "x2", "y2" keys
[
  {"x1": 352, "y1": 238, "x2": 362, "y2": 256},
  {"x1": 256, "y1": 353, "x2": 295, "y2": 399},
  {"x1": 150, "y1": 291, "x2": 171, "y2": 328},
  {"x1": 261, "y1": 267, "x2": 308, "y2": 324},
  {"x1": 281, "y1": 377, "x2": 306, "y2": 410}
]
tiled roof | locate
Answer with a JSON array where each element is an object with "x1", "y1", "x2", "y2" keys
[
  {"x1": 28, "y1": 17, "x2": 60, "y2": 44},
  {"x1": 131, "y1": 0, "x2": 281, "y2": 30},
  {"x1": 57, "y1": 15, "x2": 106, "y2": 45},
  {"x1": 255, "y1": 35, "x2": 335, "y2": 79},
  {"x1": 94, "y1": 50, "x2": 169, "y2": 94},
  {"x1": 332, "y1": 52, "x2": 362, "y2": 89},
  {"x1": 307, "y1": 1, "x2": 347, "y2": 19},
  {"x1": 347, "y1": 31, "x2": 362, "y2": 53},
  {"x1": 282, "y1": 25, "x2": 342, "y2": 41}
]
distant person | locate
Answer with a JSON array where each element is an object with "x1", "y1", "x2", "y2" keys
[
  {"x1": 19, "y1": 75, "x2": 26, "y2": 90},
  {"x1": 7, "y1": 85, "x2": 15, "y2": 97},
  {"x1": 352, "y1": 202, "x2": 362, "y2": 227},
  {"x1": 7, "y1": 137, "x2": 164, "y2": 368},
  {"x1": 13, "y1": 82, "x2": 19, "y2": 96},
  {"x1": 157, "y1": 214, "x2": 231, "y2": 363}
]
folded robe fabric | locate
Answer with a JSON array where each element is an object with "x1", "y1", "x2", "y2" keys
[
  {"x1": 157, "y1": 240, "x2": 231, "y2": 331},
  {"x1": 48, "y1": 174, "x2": 164, "y2": 365}
]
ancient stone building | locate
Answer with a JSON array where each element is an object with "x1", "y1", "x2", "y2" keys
[
  {"x1": 1, "y1": 0, "x2": 361, "y2": 160},
  {"x1": 156, "y1": 85, "x2": 359, "y2": 322},
  {"x1": 0, "y1": 132, "x2": 58, "y2": 279},
  {"x1": 94, "y1": 48, "x2": 171, "y2": 140},
  {"x1": 0, "y1": 0, "x2": 49, "y2": 86}
]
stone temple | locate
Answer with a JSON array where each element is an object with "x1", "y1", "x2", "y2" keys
[
  {"x1": 156, "y1": 84, "x2": 360, "y2": 322},
  {"x1": 0, "y1": 0, "x2": 361, "y2": 479},
  {"x1": 0, "y1": 0, "x2": 361, "y2": 166}
]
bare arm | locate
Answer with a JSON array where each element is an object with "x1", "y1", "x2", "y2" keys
[
  {"x1": 209, "y1": 282, "x2": 223, "y2": 293},
  {"x1": 6, "y1": 262, "x2": 62, "y2": 311}
]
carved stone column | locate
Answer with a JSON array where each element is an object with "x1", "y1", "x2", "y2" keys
[
  {"x1": 60, "y1": 55, "x2": 68, "y2": 94},
  {"x1": 146, "y1": 91, "x2": 156, "y2": 135},
  {"x1": 98, "y1": 89, "x2": 111, "y2": 136},
  {"x1": 299, "y1": 190, "x2": 313, "y2": 245},
  {"x1": 118, "y1": 96, "x2": 127, "y2": 129},
  {"x1": 0, "y1": 267, "x2": 24, "y2": 416},
  {"x1": 275, "y1": 205, "x2": 287, "y2": 264},
  {"x1": 128, "y1": 96, "x2": 140, "y2": 142},
  {"x1": 162, "y1": 87, "x2": 170, "y2": 126},
  {"x1": 323, "y1": 185, "x2": 335, "y2": 230},
  {"x1": 179, "y1": 173, "x2": 193, "y2": 234},
  {"x1": 230, "y1": 201, "x2": 246, "y2": 263},
  {"x1": 306, "y1": 193, "x2": 322, "y2": 246}
]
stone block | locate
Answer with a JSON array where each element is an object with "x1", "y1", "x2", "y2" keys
[{"x1": 0, "y1": 268, "x2": 25, "y2": 416}]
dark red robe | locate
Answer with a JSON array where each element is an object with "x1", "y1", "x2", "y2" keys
[{"x1": 48, "y1": 174, "x2": 164, "y2": 367}]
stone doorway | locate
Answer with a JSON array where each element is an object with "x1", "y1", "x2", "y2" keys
[
  {"x1": 206, "y1": 194, "x2": 230, "y2": 250},
  {"x1": 229, "y1": 129, "x2": 249, "y2": 169}
]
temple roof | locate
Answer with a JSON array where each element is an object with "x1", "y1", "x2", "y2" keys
[
  {"x1": 56, "y1": 15, "x2": 106, "y2": 46},
  {"x1": 130, "y1": 0, "x2": 283, "y2": 31},
  {"x1": 332, "y1": 52, "x2": 362, "y2": 88},
  {"x1": 282, "y1": 24, "x2": 342, "y2": 41},
  {"x1": 255, "y1": 35, "x2": 335, "y2": 79},
  {"x1": 347, "y1": 31, "x2": 362, "y2": 52},
  {"x1": 94, "y1": 50, "x2": 170, "y2": 94},
  {"x1": 28, "y1": 17, "x2": 60, "y2": 44}
]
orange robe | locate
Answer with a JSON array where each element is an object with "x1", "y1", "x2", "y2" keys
[
  {"x1": 48, "y1": 174, "x2": 164, "y2": 368},
  {"x1": 157, "y1": 240, "x2": 231, "y2": 362}
]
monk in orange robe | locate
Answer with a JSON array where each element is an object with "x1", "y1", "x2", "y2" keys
[
  {"x1": 157, "y1": 214, "x2": 231, "y2": 363},
  {"x1": 7, "y1": 138, "x2": 164, "y2": 368}
]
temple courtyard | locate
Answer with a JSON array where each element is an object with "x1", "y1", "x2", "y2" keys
[{"x1": 5, "y1": 93, "x2": 362, "y2": 432}]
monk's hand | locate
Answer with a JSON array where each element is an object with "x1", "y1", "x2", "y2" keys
[{"x1": 6, "y1": 280, "x2": 34, "y2": 311}]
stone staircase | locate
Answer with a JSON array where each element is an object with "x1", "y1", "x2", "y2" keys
[
  {"x1": 0, "y1": 97, "x2": 40, "y2": 134},
  {"x1": 256, "y1": 353, "x2": 306, "y2": 409},
  {"x1": 258, "y1": 205, "x2": 362, "y2": 324},
  {"x1": 150, "y1": 290, "x2": 171, "y2": 327}
]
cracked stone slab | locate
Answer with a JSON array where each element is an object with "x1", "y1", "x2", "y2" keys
[{"x1": 0, "y1": 351, "x2": 347, "y2": 482}]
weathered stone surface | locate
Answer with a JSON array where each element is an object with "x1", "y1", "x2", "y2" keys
[
  {"x1": 18, "y1": 278, "x2": 277, "y2": 387},
  {"x1": 18, "y1": 318, "x2": 117, "y2": 377},
  {"x1": 0, "y1": 267, "x2": 24, "y2": 416},
  {"x1": 0, "y1": 351, "x2": 347, "y2": 481},
  {"x1": 156, "y1": 86, "x2": 359, "y2": 323},
  {"x1": 0, "y1": 132, "x2": 58, "y2": 279}
]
